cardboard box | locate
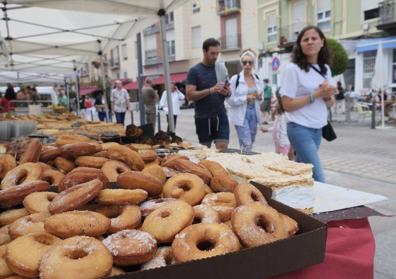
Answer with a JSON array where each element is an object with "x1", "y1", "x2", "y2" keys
[{"x1": 109, "y1": 184, "x2": 327, "y2": 279}]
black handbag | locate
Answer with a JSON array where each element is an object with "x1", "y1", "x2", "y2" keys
[{"x1": 309, "y1": 65, "x2": 337, "y2": 141}]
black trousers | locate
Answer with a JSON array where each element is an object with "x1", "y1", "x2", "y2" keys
[{"x1": 166, "y1": 114, "x2": 177, "y2": 132}]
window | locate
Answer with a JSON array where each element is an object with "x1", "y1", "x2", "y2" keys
[
  {"x1": 167, "y1": 40, "x2": 175, "y2": 57},
  {"x1": 144, "y1": 34, "x2": 156, "y2": 51},
  {"x1": 123, "y1": 71, "x2": 128, "y2": 79},
  {"x1": 165, "y1": 12, "x2": 174, "y2": 25},
  {"x1": 266, "y1": 13, "x2": 277, "y2": 43},
  {"x1": 110, "y1": 46, "x2": 120, "y2": 68},
  {"x1": 121, "y1": 44, "x2": 128, "y2": 60},
  {"x1": 225, "y1": 0, "x2": 239, "y2": 9},
  {"x1": 225, "y1": 17, "x2": 238, "y2": 48},
  {"x1": 192, "y1": 26, "x2": 201, "y2": 48},
  {"x1": 362, "y1": 0, "x2": 380, "y2": 21},
  {"x1": 192, "y1": 1, "x2": 200, "y2": 13},
  {"x1": 363, "y1": 50, "x2": 376, "y2": 88},
  {"x1": 291, "y1": 0, "x2": 306, "y2": 41},
  {"x1": 316, "y1": 0, "x2": 331, "y2": 30}
]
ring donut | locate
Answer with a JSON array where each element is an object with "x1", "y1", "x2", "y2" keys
[
  {"x1": 19, "y1": 139, "x2": 42, "y2": 164},
  {"x1": 103, "y1": 230, "x2": 157, "y2": 266},
  {"x1": 39, "y1": 236, "x2": 113, "y2": 279},
  {"x1": 55, "y1": 134, "x2": 95, "y2": 146},
  {"x1": 41, "y1": 168, "x2": 64, "y2": 188},
  {"x1": 193, "y1": 204, "x2": 220, "y2": 224},
  {"x1": 75, "y1": 156, "x2": 109, "y2": 169},
  {"x1": 162, "y1": 158, "x2": 212, "y2": 184},
  {"x1": 234, "y1": 183, "x2": 267, "y2": 206},
  {"x1": 8, "y1": 212, "x2": 49, "y2": 239},
  {"x1": 199, "y1": 160, "x2": 238, "y2": 192},
  {"x1": 44, "y1": 210, "x2": 110, "y2": 238},
  {"x1": 140, "y1": 198, "x2": 177, "y2": 218},
  {"x1": 59, "y1": 142, "x2": 100, "y2": 159},
  {"x1": 23, "y1": 192, "x2": 58, "y2": 214},
  {"x1": 201, "y1": 192, "x2": 236, "y2": 222},
  {"x1": 117, "y1": 171, "x2": 163, "y2": 196},
  {"x1": 106, "y1": 143, "x2": 144, "y2": 171},
  {"x1": 48, "y1": 178, "x2": 103, "y2": 214},
  {"x1": 95, "y1": 189, "x2": 148, "y2": 206},
  {"x1": 138, "y1": 150, "x2": 158, "y2": 163},
  {"x1": 53, "y1": 157, "x2": 75, "y2": 174},
  {"x1": 95, "y1": 205, "x2": 141, "y2": 233},
  {"x1": 93, "y1": 150, "x2": 110, "y2": 158},
  {"x1": 39, "y1": 146, "x2": 61, "y2": 162},
  {"x1": 0, "y1": 226, "x2": 11, "y2": 245},
  {"x1": 0, "y1": 180, "x2": 49, "y2": 209},
  {"x1": 162, "y1": 173, "x2": 206, "y2": 205},
  {"x1": 141, "y1": 200, "x2": 194, "y2": 243},
  {"x1": 1, "y1": 163, "x2": 43, "y2": 189},
  {"x1": 58, "y1": 167, "x2": 109, "y2": 192},
  {"x1": 0, "y1": 244, "x2": 13, "y2": 278},
  {"x1": 141, "y1": 246, "x2": 174, "y2": 270},
  {"x1": 172, "y1": 223, "x2": 240, "y2": 263},
  {"x1": 101, "y1": 160, "x2": 131, "y2": 183},
  {"x1": 142, "y1": 164, "x2": 166, "y2": 183},
  {"x1": 5, "y1": 232, "x2": 61, "y2": 278},
  {"x1": 231, "y1": 202, "x2": 298, "y2": 247},
  {"x1": 0, "y1": 208, "x2": 29, "y2": 226},
  {"x1": 0, "y1": 154, "x2": 17, "y2": 180}
]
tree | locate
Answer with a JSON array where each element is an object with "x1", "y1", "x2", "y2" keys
[{"x1": 327, "y1": 38, "x2": 348, "y2": 76}]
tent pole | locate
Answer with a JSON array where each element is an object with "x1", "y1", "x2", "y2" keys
[
  {"x1": 159, "y1": 9, "x2": 174, "y2": 133},
  {"x1": 64, "y1": 77, "x2": 70, "y2": 112},
  {"x1": 73, "y1": 61, "x2": 80, "y2": 116},
  {"x1": 100, "y1": 54, "x2": 110, "y2": 122},
  {"x1": 136, "y1": 32, "x2": 145, "y2": 125}
]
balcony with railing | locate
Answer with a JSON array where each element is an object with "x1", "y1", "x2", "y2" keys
[
  {"x1": 377, "y1": 0, "x2": 396, "y2": 32},
  {"x1": 143, "y1": 24, "x2": 160, "y2": 36},
  {"x1": 144, "y1": 49, "x2": 161, "y2": 65},
  {"x1": 219, "y1": 33, "x2": 241, "y2": 51},
  {"x1": 217, "y1": 0, "x2": 241, "y2": 15}
]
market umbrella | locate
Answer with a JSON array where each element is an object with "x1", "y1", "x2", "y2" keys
[{"x1": 371, "y1": 43, "x2": 387, "y2": 128}]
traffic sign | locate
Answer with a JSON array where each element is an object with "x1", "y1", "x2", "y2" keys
[{"x1": 272, "y1": 57, "x2": 280, "y2": 72}]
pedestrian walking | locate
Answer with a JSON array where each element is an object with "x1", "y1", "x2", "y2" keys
[
  {"x1": 279, "y1": 25, "x2": 337, "y2": 182},
  {"x1": 227, "y1": 49, "x2": 263, "y2": 153},
  {"x1": 260, "y1": 79, "x2": 272, "y2": 124},
  {"x1": 272, "y1": 91, "x2": 291, "y2": 158},
  {"x1": 186, "y1": 38, "x2": 231, "y2": 150},
  {"x1": 142, "y1": 79, "x2": 158, "y2": 129},
  {"x1": 111, "y1": 80, "x2": 130, "y2": 125},
  {"x1": 159, "y1": 82, "x2": 185, "y2": 133},
  {"x1": 334, "y1": 81, "x2": 345, "y2": 114},
  {"x1": 94, "y1": 91, "x2": 107, "y2": 121}
]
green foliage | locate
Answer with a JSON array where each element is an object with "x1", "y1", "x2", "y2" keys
[{"x1": 327, "y1": 38, "x2": 348, "y2": 76}]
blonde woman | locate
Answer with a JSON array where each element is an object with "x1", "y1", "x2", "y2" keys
[{"x1": 227, "y1": 49, "x2": 263, "y2": 153}]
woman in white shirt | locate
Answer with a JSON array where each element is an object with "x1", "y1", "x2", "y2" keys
[
  {"x1": 159, "y1": 82, "x2": 185, "y2": 132},
  {"x1": 227, "y1": 49, "x2": 263, "y2": 153},
  {"x1": 280, "y1": 26, "x2": 337, "y2": 182}
]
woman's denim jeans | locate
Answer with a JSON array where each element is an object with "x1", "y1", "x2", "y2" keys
[
  {"x1": 235, "y1": 104, "x2": 257, "y2": 154},
  {"x1": 287, "y1": 122, "x2": 325, "y2": 182}
]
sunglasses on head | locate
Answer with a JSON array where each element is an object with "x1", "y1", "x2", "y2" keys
[{"x1": 242, "y1": 60, "x2": 253, "y2": 65}]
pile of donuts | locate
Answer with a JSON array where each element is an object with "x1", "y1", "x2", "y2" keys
[{"x1": 0, "y1": 136, "x2": 298, "y2": 279}]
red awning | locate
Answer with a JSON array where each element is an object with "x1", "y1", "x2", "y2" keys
[
  {"x1": 124, "y1": 81, "x2": 138, "y2": 90},
  {"x1": 80, "y1": 86, "x2": 97, "y2": 96},
  {"x1": 151, "y1": 72, "x2": 187, "y2": 85}
]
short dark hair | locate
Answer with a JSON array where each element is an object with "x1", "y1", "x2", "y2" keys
[
  {"x1": 202, "y1": 38, "x2": 220, "y2": 52},
  {"x1": 263, "y1": 79, "x2": 269, "y2": 83},
  {"x1": 291, "y1": 25, "x2": 330, "y2": 75}
]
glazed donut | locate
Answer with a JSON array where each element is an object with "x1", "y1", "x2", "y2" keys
[
  {"x1": 53, "y1": 157, "x2": 75, "y2": 174},
  {"x1": 117, "y1": 171, "x2": 163, "y2": 196},
  {"x1": 0, "y1": 226, "x2": 11, "y2": 245},
  {"x1": 93, "y1": 150, "x2": 110, "y2": 158},
  {"x1": 48, "y1": 178, "x2": 103, "y2": 214},
  {"x1": 201, "y1": 192, "x2": 236, "y2": 222},
  {"x1": 58, "y1": 167, "x2": 109, "y2": 192},
  {"x1": 39, "y1": 236, "x2": 113, "y2": 279},
  {"x1": 44, "y1": 210, "x2": 110, "y2": 238},
  {"x1": 59, "y1": 142, "x2": 100, "y2": 159},
  {"x1": 101, "y1": 160, "x2": 131, "y2": 183},
  {"x1": 1, "y1": 163, "x2": 43, "y2": 189},
  {"x1": 199, "y1": 160, "x2": 238, "y2": 192},
  {"x1": 141, "y1": 246, "x2": 174, "y2": 270},
  {"x1": 39, "y1": 146, "x2": 61, "y2": 162},
  {"x1": 140, "y1": 198, "x2": 177, "y2": 218},
  {"x1": 5, "y1": 232, "x2": 61, "y2": 278},
  {"x1": 8, "y1": 212, "x2": 49, "y2": 239},
  {"x1": 55, "y1": 134, "x2": 95, "y2": 146},
  {"x1": 0, "y1": 180, "x2": 49, "y2": 209},
  {"x1": 95, "y1": 189, "x2": 148, "y2": 205},
  {"x1": 95, "y1": 205, "x2": 141, "y2": 233},
  {"x1": 41, "y1": 168, "x2": 64, "y2": 187},
  {"x1": 75, "y1": 156, "x2": 109, "y2": 169},
  {"x1": 234, "y1": 183, "x2": 267, "y2": 206},
  {"x1": 23, "y1": 191, "x2": 58, "y2": 213},
  {"x1": 172, "y1": 223, "x2": 240, "y2": 263},
  {"x1": 138, "y1": 149, "x2": 158, "y2": 163},
  {"x1": 142, "y1": 164, "x2": 166, "y2": 183},
  {"x1": 162, "y1": 173, "x2": 206, "y2": 205},
  {"x1": 141, "y1": 200, "x2": 194, "y2": 243},
  {"x1": 193, "y1": 204, "x2": 220, "y2": 224},
  {"x1": 0, "y1": 208, "x2": 29, "y2": 226},
  {"x1": 0, "y1": 154, "x2": 17, "y2": 180},
  {"x1": 103, "y1": 229, "x2": 157, "y2": 266},
  {"x1": 0, "y1": 244, "x2": 14, "y2": 278},
  {"x1": 19, "y1": 139, "x2": 42, "y2": 164},
  {"x1": 162, "y1": 158, "x2": 212, "y2": 184},
  {"x1": 231, "y1": 202, "x2": 298, "y2": 247},
  {"x1": 106, "y1": 143, "x2": 144, "y2": 171}
]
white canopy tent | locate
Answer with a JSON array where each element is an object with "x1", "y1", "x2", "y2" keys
[{"x1": 1, "y1": 0, "x2": 188, "y2": 131}]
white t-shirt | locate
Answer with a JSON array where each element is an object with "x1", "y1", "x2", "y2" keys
[
  {"x1": 159, "y1": 90, "x2": 185, "y2": 115},
  {"x1": 111, "y1": 88, "x2": 129, "y2": 113},
  {"x1": 279, "y1": 63, "x2": 334, "y2": 129}
]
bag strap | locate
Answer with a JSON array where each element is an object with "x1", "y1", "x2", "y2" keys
[
  {"x1": 309, "y1": 64, "x2": 327, "y2": 80},
  {"x1": 235, "y1": 73, "x2": 260, "y2": 89}
]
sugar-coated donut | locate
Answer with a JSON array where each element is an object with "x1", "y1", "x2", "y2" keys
[
  {"x1": 53, "y1": 157, "x2": 75, "y2": 174},
  {"x1": 0, "y1": 226, "x2": 11, "y2": 245},
  {"x1": 23, "y1": 192, "x2": 58, "y2": 214},
  {"x1": 95, "y1": 205, "x2": 141, "y2": 233},
  {"x1": 138, "y1": 150, "x2": 158, "y2": 163},
  {"x1": 162, "y1": 158, "x2": 212, "y2": 184},
  {"x1": 1, "y1": 163, "x2": 43, "y2": 189},
  {"x1": 199, "y1": 160, "x2": 238, "y2": 192},
  {"x1": 117, "y1": 171, "x2": 163, "y2": 196},
  {"x1": 58, "y1": 167, "x2": 109, "y2": 192},
  {"x1": 39, "y1": 236, "x2": 113, "y2": 279},
  {"x1": 19, "y1": 139, "x2": 42, "y2": 164},
  {"x1": 231, "y1": 202, "x2": 298, "y2": 247},
  {"x1": 162, "y1": 173, "x2": 206, "y2": 205},
  {"x1": 140, "y1": 198, "x2": 177, "y2": 218},
  {"x1": 101, "y1": 160, "x2": 131, "y2": 183},
  {"x1": 141, "y1": 200, "x2": 194, "y2": 243},
  {"x1": 95, "y1": 189, "x2": 148, "y2": 206},
  {"x1": 172, "y1": 223, "x2": 240, "y2": 263},
  {"x1": 0, "y1": 244, "x2": 14, "y2": 278},
  {"x1": 44, "y1": 210, "x2": 110, "y2": 238},
  {"x1": 41, "y1": 168, "x2": 64, "y2": 187},
  {"x1": 234, "y1": 183, "x2": 267, "y2": 206},
  {"x1": 106, "y1": 143, "x2": 144, "y2": 171},
  {"x1": 0, "y1": 154, "x2": 17, "y2": 180},
  {"x1": 0, "y1": 180, "x2": 49, "y2": 209},
  {"x1": 193, "y1": 204, "x2": 220, "y2": 224},
  {"x1": 0, "y1": 208, "x2": 29, "y2": 226},
  {"x1": 142, "y1": 164, "x2": 166, "y2": 183},
  {"x1": 5, "y1": 232, "x2": 61, "y2": 278},
  {"x1": 141, "y1": 246, "x2": 174, "y2": 270},
  {"x1": 48, "y1": 178, "x2": 103, "y2": 214},
  {"x1": 201, "y1": 192, "x2": 236, "y2": 222},
  {"x1": 75, "y1": 156, "x2": 109, "y2": 169},
  {"x1": 8, "y1": 212, "x2": 49, "y2": 239},
  {"x1": 103, "y1": 229, "x2": 157, "y2": 266}
]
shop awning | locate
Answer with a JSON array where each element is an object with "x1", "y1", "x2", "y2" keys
[
  {"x1": 356, "y1": 37, "x2": 396, "y2": 52},
  {"x1": 124, "y1": 81, "x2": 138, "y2": 90},
  {"x1": 152, "y1": 72, "x2": 187, "y2": 85},
  {"x1": 80, "y1": 86, "x2": 97, "y2": 96}
]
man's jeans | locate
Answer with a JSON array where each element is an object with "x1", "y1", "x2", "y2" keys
[{"x1": 287, "y1": 122, "x2": 325, "y2": 182}]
